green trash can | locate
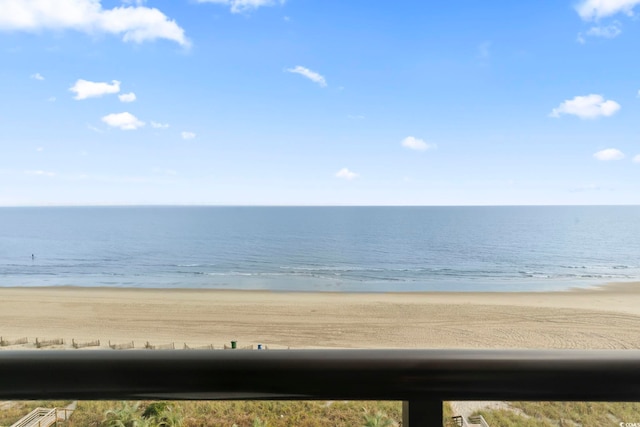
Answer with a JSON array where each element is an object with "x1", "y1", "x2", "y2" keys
[{"x1": 231, "y1": 340, "x2": 237, "y2": 349}]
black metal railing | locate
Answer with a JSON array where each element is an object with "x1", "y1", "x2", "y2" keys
[{"x1": 2, "y1": 349, "x2": 640, "y2": 426}]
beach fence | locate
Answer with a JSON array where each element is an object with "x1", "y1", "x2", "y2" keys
[
  {"x1": 145, "y1": 342, "x2": 175, "y2": 350},
  {"x1": 72, "y1": 339, "x2": 100, "y2": 349},
  {"x1": 0, "y1": 337, "x2": 28, "y2": 347},
  {"x1": 109, "y1": 340, "x2": 135, "y2": 350},
  {"x1": 183, "y1": 343, "x2": 214, "y2": 350},
  {"x1": 35, "y1": 338, "x2": 64, "y2": 348}
]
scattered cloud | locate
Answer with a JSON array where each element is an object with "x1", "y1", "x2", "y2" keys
[
  {"x1": 25, "y1": 170, "x2": 56, "y2": 177},
  {"x1": 47, "y1": 96, "x2": 56, "y2": 102},
  {"x1": 151, "y1": 121, "x2": 169, "y2": 129},
  {"x1": 347, "y1": 114, "x2": 365, "y2": 120},
  {"x1": 286, "y1": 66, "x2": 327, "y2": 87},
  {"x1": 181, "y1": 131, "x2": 196, "y2": 140},
  {"x1": 30, "y1": 72, "x2": 44, "y2": 80},
  {"x1": 101, "y1": 112, "x2": 145, "y2": 130},
  {"x1": 576, "y1": 0, "x2": 640, "y2": 20},
  {"x1": 335, "y1": 168, "x2": 359, "y2": 180},
  {"x1": 118, "y1": 92, "x2": 136, "y2": 102},
  {"x1": 0, "y1": 0, "x2": 189, "y2": 46},
  {"x1": 549, "y1": 94, "x2": 620, "y2": 119},
  {"x1": 593, "y1": 148, "x2": 625, "y2": 161},
  {"x1": 70, "y1": 79, "x2": 120, "y2": 100},
  {"x1": 586, "y1": 22, "x2": 622, "y2": 38},
  {"x1": 401, "y1": 136, "x2": 437, "y2": 152},
  {"x1": 633, "y1": 154, "x2": 640, "y2": 163},
  {"x1": 36, "y1": 147, "x2": 44, "y2": 152},
  {"x1": 196, "y1": 0, "x2": 284, "y2": 14}
]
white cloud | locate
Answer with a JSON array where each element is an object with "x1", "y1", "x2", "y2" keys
[
  {"x1": 593, "y1": 148, "x2": 625, "y2": 160},
  {"x1": 586, "y1": 22, "x2": 622, "y2": 38},
  {"x1": 70, "y1": 79, "x2": 120, "y2": 100},
  {"x1": 101, "y1": 112, "x2": 145, "y2": 130},
  {"x1": 151, "y1": 121, "x2": 169, "y2": 129},
  {"x1": 335, "y1": 168, "x2": 359, "y2": 180},
  {"x1": 0, "y1": 0, "x2": 189, "y2": 46},
  {"x1": 549, "y1": 94, "x2": 620, "y2": 119},
  {"x1": 181, "y1": 131, "x2": 196, "y2": 140},
  {"x1": 118, "y1": 92, "x2": 136, "y2": 102},
  {"x1": 47, "y1": 96, "x2": 56, "y2": 102},
  {"x1": 30, "y1": 72, "x2": 44, "y2": 80},
  {"x1": 633, "y1": 154, "x2": 640, "y2": 163},
  {"x1": 286, "y1": 66, "x2": 327, "y2": 87},
  {"x1": 196, "y1": 0, "x2": 284, "y2": 13},
  {"x1": 576, "y1": 0, "x2": 640, "y2": 20},
  {"x1": 347, "y1": 114, "x2": 365, "y2": 120},
  {"x1": 25, "y1": 170, "x2": 56, "y2": 177},
  {"x1": 36, "y1": 147, "x2": 44, "y2": 152},
  {"x1": 401, "y1": 136, "x2": 436, "y2": 152}
]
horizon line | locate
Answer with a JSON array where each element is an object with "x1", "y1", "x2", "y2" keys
[{"x1": 1, "y1": 203, "x2": 639, "y2": 208}]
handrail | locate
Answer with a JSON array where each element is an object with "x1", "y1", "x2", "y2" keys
[
  {"x1": 468, "y1": 415, "x2": 490, "y2": 427},
  {"x1": 2, "y1": 349, "x2": 640, "y2": 401},
  {"x1": 10, "y1": 408, "x2": 55, "y2": 427}
]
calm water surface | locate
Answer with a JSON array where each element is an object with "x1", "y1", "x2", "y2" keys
[{"x1": 0, "y1": 206, "x2": 639, "y2": 291}]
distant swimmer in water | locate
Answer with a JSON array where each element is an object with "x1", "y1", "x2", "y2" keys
[{"x1": 32, "y1": 254, "x2": 34, "y2": 260}]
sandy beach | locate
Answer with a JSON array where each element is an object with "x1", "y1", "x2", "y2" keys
[{"x1": 2, "y1": 283, "x2": 640, "y2": 350}]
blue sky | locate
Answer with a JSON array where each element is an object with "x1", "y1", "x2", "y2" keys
[{"x1": 1, "y1": 0, "x2": 639, "y2": 205}]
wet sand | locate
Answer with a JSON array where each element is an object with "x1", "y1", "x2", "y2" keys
[{"x1": 1, "y1": 283, "x2": 640, "y2": 350}]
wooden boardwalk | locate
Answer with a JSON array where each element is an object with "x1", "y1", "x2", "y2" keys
[{"x1": 9, "y1": 402, "x2": 76, "y2": 427}]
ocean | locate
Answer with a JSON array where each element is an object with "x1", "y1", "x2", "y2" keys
[{"x1": 0, "y1": 206, "x2": 639, "y2": 292}]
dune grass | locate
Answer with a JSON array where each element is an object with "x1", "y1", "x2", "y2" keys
[
  {"x1": 61, "y1": 400, "x2": 404, "y2": 427},
  {"x1": 1, "y1": 400, "x2": 457, "y2": 426},
  {"x1": 473, "y1": 402, "x2": 640, "y2": 427}
]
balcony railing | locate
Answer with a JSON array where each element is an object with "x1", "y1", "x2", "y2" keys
[{"x1": 2, "y1": 349, "x2": 640, "y2": 426}]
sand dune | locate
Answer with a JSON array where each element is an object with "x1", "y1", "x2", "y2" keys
[{"x1": 1, "y1": 282, "x2": 640, "y2": 350}]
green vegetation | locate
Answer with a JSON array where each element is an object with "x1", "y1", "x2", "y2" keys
[
  {"x1": 58, "y1": 401, "x2": 403, "y2": 427},
  {"x1": 362, "y1": 410, "x2": 395, "y2": 427},
  {"x1": 473, "y1": 402, "x2": 640, "y2": 427},
  {"x1": 0, "y1": 400, "x2": 455, "y2": 427}
]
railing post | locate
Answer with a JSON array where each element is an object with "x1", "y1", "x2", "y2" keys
[{"x1": 402, "y1": 400, "x2": 442, "y2": 427}]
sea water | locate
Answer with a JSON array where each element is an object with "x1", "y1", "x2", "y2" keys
[{"x1": 1, "y1": 206, "x2": 639, "y2": 292}]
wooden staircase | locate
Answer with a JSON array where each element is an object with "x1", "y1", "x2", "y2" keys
[{"x1": 10, "y1": 404, "x2": 75, "y2": 427}]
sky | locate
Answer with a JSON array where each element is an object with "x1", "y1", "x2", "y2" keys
[{"x1": 0, "y1": 0, "x2": 639, "y2": 206}]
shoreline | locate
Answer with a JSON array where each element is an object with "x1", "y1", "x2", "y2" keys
[
  {"x1": 2, "y1": 279, "x2": 637, "y2": 293},
  {"x1": 1, "y1": 282, "x2": 640, "y2": 350}
]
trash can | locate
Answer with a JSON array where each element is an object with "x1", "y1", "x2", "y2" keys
[{"x1": 231, "y1": 340, "x2": 237, "y2": 349}]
